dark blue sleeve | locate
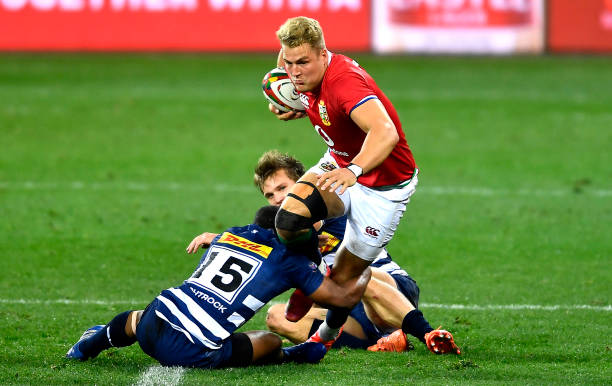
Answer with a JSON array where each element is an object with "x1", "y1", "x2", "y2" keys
[
  {"x1": 283, "y1": 254, "x2": 325, "y2": 296},
  {"x1": 320, "y1": 216, "x2": 347, "y2": 239}
]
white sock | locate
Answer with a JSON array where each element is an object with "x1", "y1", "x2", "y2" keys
[{"x1": 317, "y1": 321, "x2": 341, "y2": 342}]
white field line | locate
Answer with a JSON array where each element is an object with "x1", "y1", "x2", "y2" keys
[
  {"x1": 421, "y1": 303, "x2": 612, "y2": 311},
  {"x1": 0, "y1": 181, "x2": 610, "y2": 197},
  {"x1": 2, "y1": 298, "x2": 610, "y2": 312},
  {"x1": 135, "y1": 365, "x2": 185, "y2": 386}
]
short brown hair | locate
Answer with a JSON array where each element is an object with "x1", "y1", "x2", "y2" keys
[
  {"x1": 253, "y1": 150, "x2": 305, "y2": 192},
  {"x1": 276, "y1": 16, "x2": 326, "y2": 50}
]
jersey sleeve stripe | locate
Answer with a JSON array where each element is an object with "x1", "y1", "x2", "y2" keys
[
  {"x1": 228, "y1": 312, "x2": 246, "y2": 327},
  {"x1": 349, "y1": 95, "x2": 378, "y2": 114},
  {"x1": 243, "y1": 294, "x2": 265, "y2": 312}
]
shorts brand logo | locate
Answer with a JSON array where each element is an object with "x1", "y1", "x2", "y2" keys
[
  {"x1": 365, "y1": 226, "x2": 380, "y2": 237},
  {"x1": 300, "y1": 94, "x2": 310, "y2": 108}
]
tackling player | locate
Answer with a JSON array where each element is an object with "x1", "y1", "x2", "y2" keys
[
  {"x1": 187, "y1": 150, "x2": 459, "y2": 353},
  {"x1": 268, "y1": 17, "x2": 460, "y2": 355},
  {"x1": 66, "y1": 206, "x2": 371, "y2": 368}
]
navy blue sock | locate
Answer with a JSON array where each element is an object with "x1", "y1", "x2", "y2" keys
[
  {"x1": 325, "y1": 307, "x2": 350, "y2": 329},
  {"x1": 106, "y1": 310, "x2": 137, "y2": 347},
  {"x1": 80, "y1": 310, "x2": 136, "y2": 359},
  {"x1": 78, "y1": 326, "x2": 111, "y2": 360},
  {"x1": 401, "y1": 309, "x2": 433, "y2": 344}
]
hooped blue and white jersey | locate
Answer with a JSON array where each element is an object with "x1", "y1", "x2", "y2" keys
[
  {"x1": 319, "y1": 216, "x2": 346, "y2": 267},
  {"x1": 154, "y1": 224, "x2": 324, "y2": 350},
  {"x1": 321, "y1": 216, "x2": 409, "y2": 279},
  {"x1": 371, "y1": 253, "x2": 409, "y2": 278}
]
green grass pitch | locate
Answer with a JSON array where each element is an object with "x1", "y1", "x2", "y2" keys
[{"x1": 0, "y1": 53, "x2": 610, "y2": 384}]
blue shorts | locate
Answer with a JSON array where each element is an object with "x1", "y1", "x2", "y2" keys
[
  {"x1": 343, "y1": 273, "x2": 420, "y2": 345},
  {"x1": 136, "y1": 298, "x2": 233, "y2": 368},
  {"x1": 393, "y1": 273, "x2": 420, "y2": 309}
]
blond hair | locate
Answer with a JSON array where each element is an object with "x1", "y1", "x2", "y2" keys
[
  {"x1": 276, "y1": 16, "x2": 326, "y2": 50},
  {"x1": 253, "y1": 150, "x2": 305, "y2": 192}
]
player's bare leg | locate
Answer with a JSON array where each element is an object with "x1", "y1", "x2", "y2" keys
[
  {"x1": 307, "y1": 246, "x2": 371, "y2": 349},
  {"x1": 267, "y1": 304, "x2": 369, "y2": 345},
  {"x1": 243, "y1": 331, "x2": 283, "y2": 365},
  {"x1": 275, "y1": 172, "x2": 345, "y2": 245},
  {"x1": 267, "y1": 304, "x2": 328, "y2": 343},
  {"x1": 361, "y1": 271, "x2": 461, "y2": 354},
  {"x1": 125, "y1": 310, "x2": 143, "y2": 337},
  {"x1": 362, "y1": 270, "x2": 414, "y2": 329},
  {"x1": 275, "y1": 172, "x2": 345, "y2": 322}
]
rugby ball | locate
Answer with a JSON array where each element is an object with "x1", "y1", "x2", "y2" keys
[{"x1": 261, "y1": 67, "x2": 305, "y2": 113}]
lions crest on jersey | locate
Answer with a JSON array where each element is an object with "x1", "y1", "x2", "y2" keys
[
  {"x1": 318, "y1": 100, "x2": 331, "y2": 126},
  {"x1": 320, "y1": 161, "x2": 337, "y2": 172}
]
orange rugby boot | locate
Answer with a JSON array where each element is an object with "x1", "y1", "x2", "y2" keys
[
  {"x1": 424, "y1": 327, "x2": 461, "y2": 355},
  {"x1": 367, "y1": 329, "x2": 414, "y2": 352}
]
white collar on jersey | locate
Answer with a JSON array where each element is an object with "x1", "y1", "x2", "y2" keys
[{"x1": 326, "y1": 50, "x2": 333, "y2": 66}]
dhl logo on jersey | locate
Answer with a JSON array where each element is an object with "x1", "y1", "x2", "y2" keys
[
  {"x1": 319, "y1": 232, "x2": 340, "y2": 254},
  {"x1": 217, "y1": 232, "x2": 272, "y2": 258}
]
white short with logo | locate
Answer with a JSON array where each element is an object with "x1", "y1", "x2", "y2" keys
[{"x1": 307, "y1": 151, "x2": 418, "y2": 262}]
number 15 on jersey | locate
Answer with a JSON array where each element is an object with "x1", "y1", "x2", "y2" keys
[{"x1": 188, "y1": 245, "x2": 262, "y2": 304}]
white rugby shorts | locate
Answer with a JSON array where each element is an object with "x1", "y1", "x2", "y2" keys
[{"x1": 307, "y1": 151, "x2": 418, "y2": 262}]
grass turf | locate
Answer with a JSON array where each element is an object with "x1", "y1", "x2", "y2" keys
[{"x1": 0, "y1": 53, "x2": 610, "y2": 384}]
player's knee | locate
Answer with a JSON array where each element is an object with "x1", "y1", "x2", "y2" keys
[
  {"x1": 275, "y1": 182, "x2": 328, "y2": 233},
  {"x1": 266, "y1": 304, "x2": 287, "y2": 334},
  {"x1": 275, "y1": 208, "x2": 312, "y2": 233},
  {"x1": 291, "y1": 181, "x2": 328, "y2": 221}
]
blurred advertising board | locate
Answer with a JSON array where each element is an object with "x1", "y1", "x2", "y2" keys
[
  {"x1": 548, "y1": 0, "x2": 612, "y2": 52},
  {"x1": 372, "y1": 0, "x2": 544, "y2": 54},
  {"x1": 0, "y1": 0, "x2": 370, "y2": 51}
]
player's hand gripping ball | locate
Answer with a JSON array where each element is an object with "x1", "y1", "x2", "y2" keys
[{"x1": 262, "y1": 67, "x2": 306, "y2": 113}]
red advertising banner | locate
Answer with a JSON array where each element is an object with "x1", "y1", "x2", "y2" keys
[
  {"x1": 548, "y1": 0, "x2": 612, "y2": 52},
  {"x1": 389, "y1": 0, "x2": 534, "y2": 27},
  {"x1": 0, "y1": 0, "x2": 370, "y2": 51},
  {"x1": 373, "y1": 0, "x2": 544, "y2": 54}
]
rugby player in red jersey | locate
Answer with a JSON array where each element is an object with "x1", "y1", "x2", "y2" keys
[{"x1": 268, "y1": 16, "x2": 460, "y2": 355}]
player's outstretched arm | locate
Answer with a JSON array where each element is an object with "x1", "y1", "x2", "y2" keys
[
  {"x1": 308, "y1": 267, "x2": 371, "y2": 309},
  {"x1": 186, "y1": 232, "x2": 218, "y2": 254}
]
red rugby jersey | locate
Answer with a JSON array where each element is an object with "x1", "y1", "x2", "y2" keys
[{"x1": 299, "y1": 53, "x2": 416, "y2": 188}]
